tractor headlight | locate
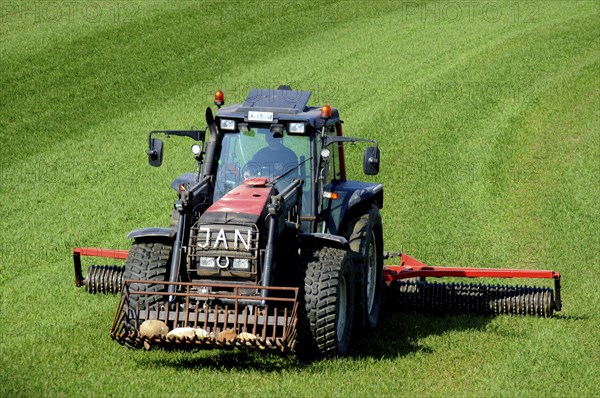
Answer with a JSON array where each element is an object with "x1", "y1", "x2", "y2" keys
[
  {"x1": 220, "y1": 119, "x2": 236, "y2": 130},
  {"x1": 232, "y1": 258, "x2": 250, "y2": 270},
  {"x1": 199, "y1": 257, "x2": 216, "y2": 268},
  {"x1": 288, "y1": 122, "x2": 305, "y2": 134}
]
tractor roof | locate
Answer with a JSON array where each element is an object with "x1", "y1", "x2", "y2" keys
[{"x1": 215, "y1": 87, "x2": 340, "y2": 129}]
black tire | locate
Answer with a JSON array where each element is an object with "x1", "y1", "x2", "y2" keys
[
  {"x1": 122, "y1": 240, "x2": 172, "y2": 329},
  {"x1": 345, "y1": 204, "x2": 384, "y2": 332},
  {"x1": 296, "y1": 246, "x2": 355, "y2": 358}
]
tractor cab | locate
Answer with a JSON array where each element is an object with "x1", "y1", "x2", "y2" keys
[{"x1": 211, "y1": 87, "x2": 382, "y2": 235}]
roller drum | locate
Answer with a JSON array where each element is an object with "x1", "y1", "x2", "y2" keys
[
  {"x1": 84, "y1": 265, "x2": 125, "y2": 294},
  {"x1": 390, "y1": 281, "x2": 554, "y2": 317}
]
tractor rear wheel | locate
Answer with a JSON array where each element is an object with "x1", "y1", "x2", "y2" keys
[
  {"x1": 122, "y1": 239, "x2": 172, "y2": 329},
  {"x1": 296, "y1": 246, "x2": 355, "y2": 358},
  {"x1": 345, "y1": 204, "x2": 384, "y2": 332}
]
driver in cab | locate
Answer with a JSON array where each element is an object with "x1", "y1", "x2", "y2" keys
[{"x1": 245, "y1": 131, "x2": 298, "y2": 186}]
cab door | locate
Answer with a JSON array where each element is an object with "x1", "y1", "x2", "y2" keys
[{"x1": 317, "y1": 123, "x2": 346, "y2": 235}]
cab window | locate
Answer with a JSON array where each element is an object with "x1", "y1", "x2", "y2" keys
[{"x1": 213, "y1": 127, "x2": 311, "y2": 206}]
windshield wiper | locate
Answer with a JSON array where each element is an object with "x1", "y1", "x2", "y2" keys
[{"x1": 274, "y1": 156, "x2": 313, "y2": 184}]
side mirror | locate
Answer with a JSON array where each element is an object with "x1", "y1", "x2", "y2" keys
[
  {"x1": 363, "y1": 146, "x2": 380, "y2": 175},
  {"x1": 148, "y1": 138, "x2": 164, "y2": 167}
]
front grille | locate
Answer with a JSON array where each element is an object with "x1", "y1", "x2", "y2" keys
[{"x1": 187, "y1": 222, "x2": 260, "y2": 278}]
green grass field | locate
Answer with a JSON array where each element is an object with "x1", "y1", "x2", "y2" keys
[{"x1": 1, "y1": 1, "x2": 599, "y2": 396}]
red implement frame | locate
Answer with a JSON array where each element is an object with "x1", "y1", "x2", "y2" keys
[
  {"x1": 73, "y1": 247, "x2": 128, "y2": 287},
  {"x1": 383, "y1": 252, "x2": 561, "y2": 311},
  {"x1": 73, "y1": 247, "x2": 562, "y2": 311}
]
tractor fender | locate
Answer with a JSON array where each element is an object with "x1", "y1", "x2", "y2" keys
[
  {"x1": 324, "y1": 181, "x2": 383, "y2": 235},
  {"x1": 344, "y1": 182, "x2": 383, "y2": 211},
  {"x1": 299, "y1": 233, "x2": 350, "y2": 251},
  {"x1": 127, "y1": 227, "x2": 176, "y2": 241}
]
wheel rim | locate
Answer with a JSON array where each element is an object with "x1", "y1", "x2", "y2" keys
[
  {"x1": 366, "y1": 230, "x2": 378, "y2": 312},
  {"x1": 336, "y1": 271, "x2": 348, "y2": 340}
]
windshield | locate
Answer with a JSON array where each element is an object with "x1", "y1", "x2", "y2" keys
[{"x1": 213, "y1": 127, "x2": 312, "y2": 204}]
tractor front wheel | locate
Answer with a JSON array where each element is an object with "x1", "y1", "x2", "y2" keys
[
  {"x1": 122, "y1": 239, "x2": 172, "y2": 329},
  {"x1": 297, "y1": 246, "x2": 355, "y2": 358}
]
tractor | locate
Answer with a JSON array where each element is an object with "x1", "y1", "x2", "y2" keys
[{"x1": 73, "y1": 87, "x2": 561, "y2": 358}]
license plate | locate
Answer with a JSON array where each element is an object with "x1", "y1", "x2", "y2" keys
[{"x1": 248, "y1": 111, "x2": 274, "y2": 122}]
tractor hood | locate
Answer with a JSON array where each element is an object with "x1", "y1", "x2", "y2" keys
[{"x1": 199, "y1": 178, "x2": 274, "y2": 225}]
